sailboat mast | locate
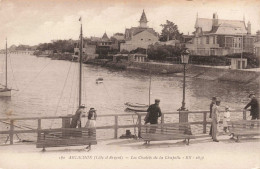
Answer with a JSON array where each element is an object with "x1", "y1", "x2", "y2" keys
[
  {"x1": 79, "y1": 23, "x2": 83, "y2": 107},
  {"x1": 5, "y1": 38, "x2": 7, "y2": 88}
]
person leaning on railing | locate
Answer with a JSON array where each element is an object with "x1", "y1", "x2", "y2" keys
[
  {"x1": 145, "y1": 99, "x2": 162, "y2": 126},
  {"x1": 243, "y1": 93, "x2": 259, "y2": 120},
  {"x1": 144, "y1": 99, "x2": 162, "y2": 144},
  {"x1": 70, "y1": 104, "x2": 86, "y2": 128}
]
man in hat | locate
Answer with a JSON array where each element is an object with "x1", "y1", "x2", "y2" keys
[
  {"x1": 70, "y1": 104, "x2": 86, "y2": 128},
  {"x1": 211, "y1": 99, "x2": 221, "y2": 142},
  {"x1": 143, "y1": 99, "x2": 162, "y2": 144},
  {"x1": 244, "y1": 93, "x2": 259, "y2": 120},
  {"x1": 145, "y1": 99, "x2": 162, "y2": 134},
  {"x1": 209, "y1": 97, "x2": 217, "y2": 136}
]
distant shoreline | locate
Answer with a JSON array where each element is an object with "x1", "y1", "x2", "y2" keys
[
  {"x1": 85, "y1": 59, "x2": 260, "y2": 84},
  {"x1": 33, "y1": 53, "x2": 260, "y2": 84}
]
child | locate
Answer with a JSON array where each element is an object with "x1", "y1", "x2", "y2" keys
[{"x1": 223, "y1": 106, "x2": 231, "y2": 133}]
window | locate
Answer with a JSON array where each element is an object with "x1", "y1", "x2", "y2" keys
[
  {"x1": 225, "y1": 37, "x2": 233, "y2": 48},
  {"x1": 206, "y1": 36, "x2": 209, "y2": 44}
]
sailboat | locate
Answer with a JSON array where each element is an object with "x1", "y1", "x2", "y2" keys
[
  {"x1": 0, "y1": 39, "x2": 11, "y2": 97},
  {"x1": 125, "y1": 71, "x2": 151, "y2": 112},
  {"x1": 36, "y1": 18, "x2": 97, "y2": 151}
]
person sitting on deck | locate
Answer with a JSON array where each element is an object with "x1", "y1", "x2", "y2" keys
[
  {"x1": 244, "y1": 93, "x2": 259, "y2": 120},
  {"x1": 70, "y1": 104, "x2": 86, "y2": 128}
]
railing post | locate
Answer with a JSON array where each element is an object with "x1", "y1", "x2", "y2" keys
[
  {"x1": 38, "y1": 119, "x2": 41, "y2": 129},
  {"x1": 37, "y1": 119, "x2": 41, "y2": 141},
  {"x1": 9, "y1": 120, "x2": 14, "y2": 145},
  {"x1": 114, "y1": 115, "x2": 118, "y2": 139},
  {"x1": 243, "y1": 110, "x2": 246, "y2": 120},
  {"x1": 138, "y1": 114, "x2": 142, "y2": 138},
  {"x1": 203, "y1": 112, "x2": 207, "y2": 134}
]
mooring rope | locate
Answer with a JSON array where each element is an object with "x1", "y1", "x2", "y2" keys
[
  {"x1": 11, "y1": 59, "x2": 52, "y2": 97},
  {"x1": 50, "y1": 61, "x2": 73, "y2": 128}
]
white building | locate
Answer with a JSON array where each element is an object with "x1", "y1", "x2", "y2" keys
[{"x1": 120, "y1": 10, "x2": 159, "y2": 52}]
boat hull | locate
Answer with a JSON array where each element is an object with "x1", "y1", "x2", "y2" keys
[{"x1": 125, "y1": 102, "x2": 148, "y2": 112}]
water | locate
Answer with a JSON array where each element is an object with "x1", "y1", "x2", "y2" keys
[{"x1": 0, "y1": 54, "x2": 259, "y2": 141}]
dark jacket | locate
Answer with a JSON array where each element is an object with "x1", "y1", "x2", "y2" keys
[
  {"x1": 209, "y1": 102, "x2": 215, "y2": 118},
  {"x1": 70, "y1": 108, "x2": 84, "y2": 128},
  {"x1": 245, "y1": 98, "x2": 259, "y2": 118},
  {"x1": 146, "y1": 104, "x2": 162, "y2": 124}
]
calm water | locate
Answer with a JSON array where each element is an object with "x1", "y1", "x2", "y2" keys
[{"x1": 0, "y1": 54, "x2": 259, "y2": 140}]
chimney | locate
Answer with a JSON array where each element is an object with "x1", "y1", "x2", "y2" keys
[
  {"x1": 212, "y1": 13, "x2": 218, "y2": 27},
  {"x1": 247, "y1": 21, "x2": 251, "y2": 35}
]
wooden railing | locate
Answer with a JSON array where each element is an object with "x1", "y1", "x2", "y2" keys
[{"x1": 0, "y1": 110, "x2": 248, "y2": 145}]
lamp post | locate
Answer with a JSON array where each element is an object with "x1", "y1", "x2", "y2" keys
[{"x1": 178, "y1": 49, "x2": 190, "y2": 111}]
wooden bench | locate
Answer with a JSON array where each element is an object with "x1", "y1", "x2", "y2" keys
[
  {"x1": 228, "y1": 120, "x2": 260, "y2": 142},
  {"x1": 140, "y1": 123, "x2": 195, "y2": 145},
  {"x1": 36, "y1": 127, "x2": 97, "y2": 151}
]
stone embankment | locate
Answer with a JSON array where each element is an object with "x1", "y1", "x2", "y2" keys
[{"x1": 86, "y1": 59, "x2": 260, "y2": 83}]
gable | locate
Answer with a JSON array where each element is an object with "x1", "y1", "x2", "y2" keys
[
  {"x1": 195, "y1": 18, "x2": 247, "y2": 35},
  {"x1": 133, "y1": 30, "x2": 158, "y2": 38}
]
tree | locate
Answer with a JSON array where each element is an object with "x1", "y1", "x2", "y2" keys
[{"x1": 160, "y1": 20, "x2": 183, "y2": 42}]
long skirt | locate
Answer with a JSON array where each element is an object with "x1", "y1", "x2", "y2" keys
[
  {"x1": 212, "y1": 121, "x2": 218, "y2": 140},
  {"x1": 85, "y1": 120, "x2": 96, "y2": 136}
]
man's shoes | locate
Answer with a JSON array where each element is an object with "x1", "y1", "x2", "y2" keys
[{"x1": 213, "y1": 139, "x2": 219, "y2": 142}]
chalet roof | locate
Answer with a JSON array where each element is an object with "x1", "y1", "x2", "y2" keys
[
  {"x1": 127, "y1": 27, "x2": 157, "y2": 37},
  {"x1": 195, "y1": 18, "x2": 247, "y2": 35},
  {"x1": 139, "y1": 10, "x2": 148, "y2": 23},
  {"x1": 212, "y1": 22, "x2": 247, "y2": 35},
  {"x1": 102, "y1": 32, "x2": 110, "y2": 41},
  {"x1": 112, "y1": 34, "x2": 125, "y2": 41}
]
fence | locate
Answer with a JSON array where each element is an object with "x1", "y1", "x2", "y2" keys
[{"x1": 0, "y1": 110, "x2": 248, "y2": 145}]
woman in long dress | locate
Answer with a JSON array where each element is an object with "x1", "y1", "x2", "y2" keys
[
  {"x1": 85, "y1": 108, "x2": 97, "y2": 135},
  {"x1": 212, "y1": 100, "x2": 221, "y2": 142}
]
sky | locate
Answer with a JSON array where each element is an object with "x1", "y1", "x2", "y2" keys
[{"x1": 0, "y1": 0, "x2": 260, "y2": 49}]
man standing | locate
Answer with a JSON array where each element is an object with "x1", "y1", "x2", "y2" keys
[
  {"x1": 144, "y1": 99, "x2": 162, "y2": 144},
  {"x1": 244, "y1": 93, "x2": 259, "y2": 120},
  {"x1": 70, "y1": 104, "x2": 86, "y2": 128},
  {"x1": 146, "y1": 99, "x2": 162, "y2": 126},
  {"x1": 212, "y1": 99, "x2": 221, "y2": 142},
  {"x1": 209, "y1": 97, "x2": 217, "y2": 136}
]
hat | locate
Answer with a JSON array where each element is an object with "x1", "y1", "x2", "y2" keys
[
  {"x1": 225, "y1": 106, "x2": 230, "y2": 110},
  {"x1": 216, "y1": 99, "x2": 221, "y2": 103},
  {"x1": 248, "y1": 93, "x2": 255, "y2": 98},
  {"x1": 155, "y1": 99, "x2": 160, "y2": 102},
  {"x1": 79, "y1": 104, "x2": 85, "y2": 108},
  {"x1": 89, "y1": 108, "x2": 96, "y2": 112},
  {"x1": 212, "y1": 97, "x2": 217, "y2": 101}
]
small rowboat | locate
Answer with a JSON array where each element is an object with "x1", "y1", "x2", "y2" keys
[
  {"x1": 96, "y1": 77, "x2": 103, "y2": 84},
  {"x1": 125, "y1": 102, "x2": 149, "y2": 112}
]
